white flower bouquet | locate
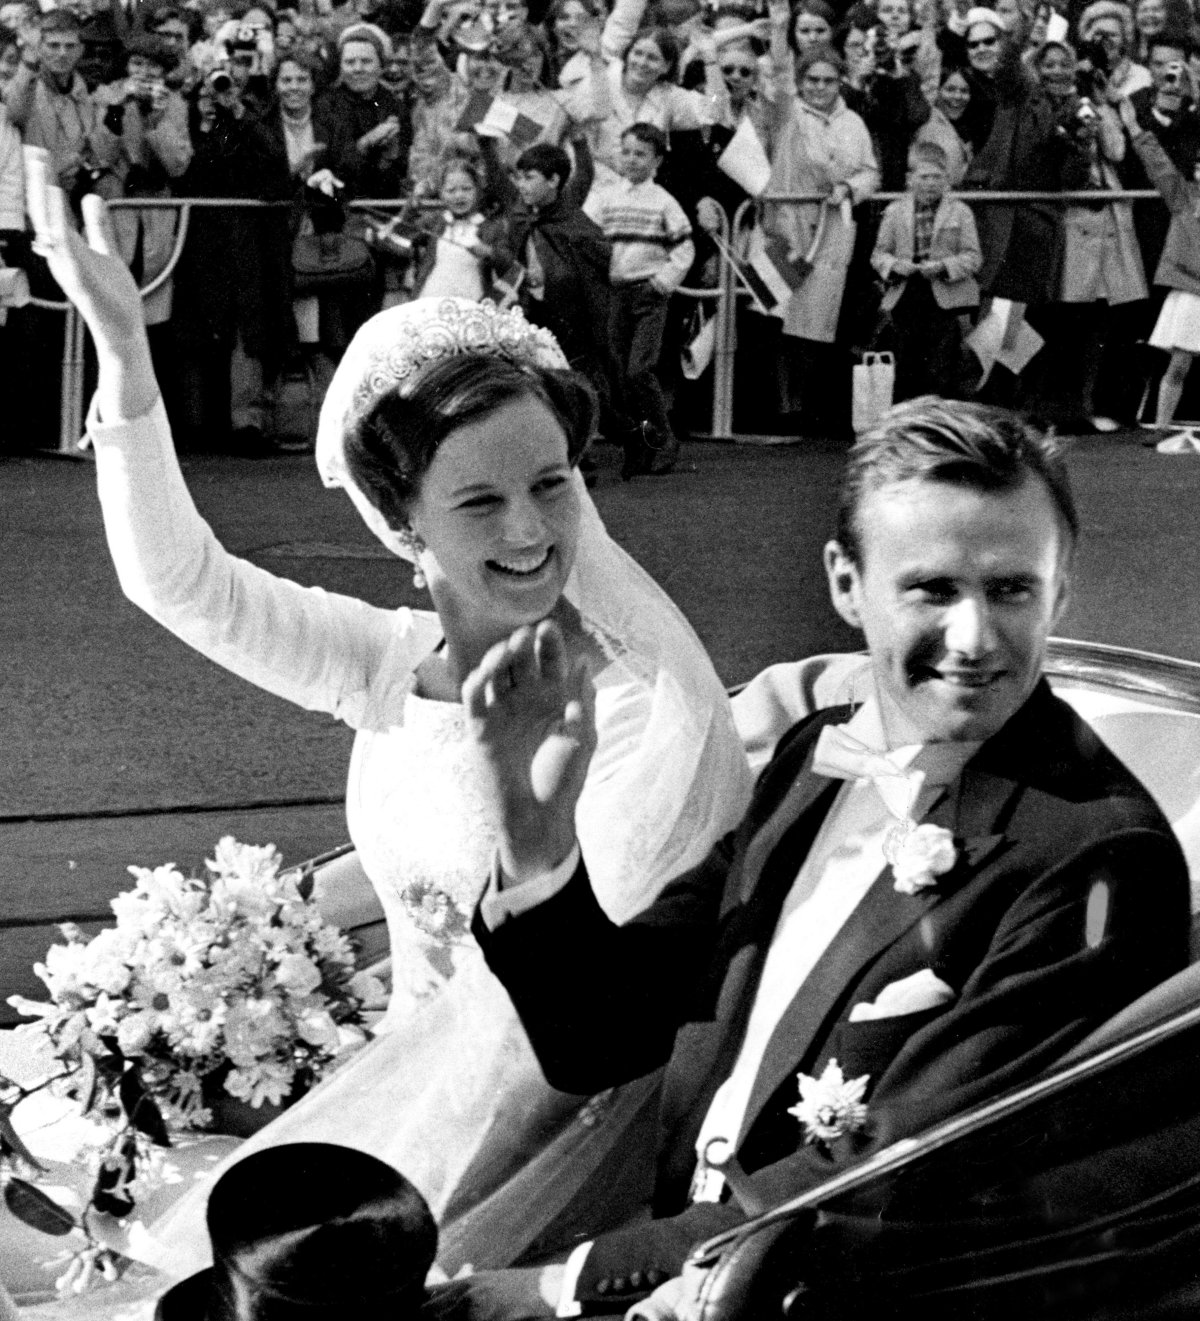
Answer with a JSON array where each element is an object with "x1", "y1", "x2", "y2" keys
[{"x1": 1, "y1": 837, "x2": 382, "y2": 1289}]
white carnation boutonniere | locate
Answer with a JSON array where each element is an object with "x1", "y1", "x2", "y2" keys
[
  {"x1": 788, "y1": 1058, "x2": 870, "y2": 1149},
  {"x1": 886, "y1": 822, "x2": 958, "y2": 896}
]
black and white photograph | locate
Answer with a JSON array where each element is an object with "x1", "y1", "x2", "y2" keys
[{"x1": 3, "y1": 0, "x2": 1200, "y2": 1314}]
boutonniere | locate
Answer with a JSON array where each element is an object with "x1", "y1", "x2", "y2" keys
[
  {"x1": 885, "y1": 822, "x2": 958, "y2": 895},
  {"x1": 788, "y1": 1059, "x2": 869, "y2": 1149}
]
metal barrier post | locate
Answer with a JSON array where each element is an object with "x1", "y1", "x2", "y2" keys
[{"x1": 710, "y1": 207, "x2": 736, "y2": 440}]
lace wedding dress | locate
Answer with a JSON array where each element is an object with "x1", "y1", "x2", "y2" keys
[{"x1": 85, "y1": 368, "x2": 753, "y2": 1280}]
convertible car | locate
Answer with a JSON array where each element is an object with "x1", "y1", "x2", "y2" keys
[
  {"x1": 314, "y1": 636, "x2": 1200, "y2": 1321},
  {"x1": 4, "y1": 640, "x2": 1197, "y2": 1318}
]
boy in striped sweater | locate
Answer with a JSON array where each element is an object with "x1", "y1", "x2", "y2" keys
[{"x1": 586, "y1": 123, "x2": 694, "y2": 477}]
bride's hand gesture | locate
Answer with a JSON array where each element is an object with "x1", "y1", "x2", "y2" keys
[
  {"x1": 463, "y1": 620, "x2": 596, "y2": 885},
  {"x1": 25, "y1": 146, "x2": 157, "y2": 420}
]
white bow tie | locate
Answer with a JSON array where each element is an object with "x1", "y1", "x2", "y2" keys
[{"x1": 811, "y1": 723, "x2": 924, "y2": 821}]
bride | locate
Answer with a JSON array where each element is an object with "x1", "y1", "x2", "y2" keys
[{"x1": 23, "y1": 152, "x2": 754, "y2": 1282}]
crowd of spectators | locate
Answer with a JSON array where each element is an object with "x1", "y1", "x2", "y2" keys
[{"x1": 3, "y1": 0, "x2": 1200, "y2": 454}]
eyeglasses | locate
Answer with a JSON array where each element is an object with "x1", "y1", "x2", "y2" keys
[
  {"x1": 721, "y1": 63, "x2": 756, "y2": 76},
  {"x1": 967, "y1": 34, "x2": 998, "y2": 47},
  {"x1": 802, "y1": 73, "x2": 840, "y2": 84}
]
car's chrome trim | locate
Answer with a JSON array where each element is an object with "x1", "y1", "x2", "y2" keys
[{"x1": 1046, "y1": 638, "x2": 1200, "y2": 712}]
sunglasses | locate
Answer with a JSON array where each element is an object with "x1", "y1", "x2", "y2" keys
[
  {"x1": 967, "y1": 34, "x2": 998, "y2": 47},
  {"x1": 721, "y1": 63, "x2": 756, "y2": 75}
]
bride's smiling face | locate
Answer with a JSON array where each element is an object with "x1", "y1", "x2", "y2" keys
[{"x1": 405, "y1": 395, "x2": 582, "y2": 637}]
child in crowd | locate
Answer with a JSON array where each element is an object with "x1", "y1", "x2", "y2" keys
[
  {"x1": 411, "y1": 146, "x2": 513, "y2": 300},
  {"x1": 504, "y1": 136, "x2": 626, "y2": 462},
  {"x1": 585, "y1": 122, "x2": 694, "y2": 477},
  {"x1": 871, "y1": 140, "x2": 982, "y2": 400},
  {"x1": 1120, "y1": 96, "x2": 1200, "y2": 443}
]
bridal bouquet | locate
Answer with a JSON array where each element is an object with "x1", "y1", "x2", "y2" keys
[{"x1": 1, "y1": 838, "x2": 381, "y2": 1287}]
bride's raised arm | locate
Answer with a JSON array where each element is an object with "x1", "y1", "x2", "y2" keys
[{"x1": 24, "y1": 150, "x2": 426, "y2": 726}]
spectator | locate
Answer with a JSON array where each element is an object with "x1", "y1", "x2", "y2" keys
[
  {"x1": 171, "y1": 71, "x2": 292, "y2": 453},
  {"x1": 5, "y1": 9, "x2": 119, "y2": 202},
  {"x1": 762, "y1": 43, "x2": 879, "y2": 432},
  {"x1": 144, "y1": 2, "x2": 202, "y2": 92},
  {"x1": 1032, "y1": 37, "x2": 1146, "y2": 427},
  {"x1": 268, "y1": 52, "x2": 325, "y2": 182},
  {"x1": 962, "y1": 7, "x2": 1089, "y2": 394},
  {"x1": 210, "y1": 13, "x2": 277, "y2": 116},
  {"x1": 491, "y1": 20, "x2": 568, "y2": 164},
  {"x1": 914, "y1": 62, "x2": 978, "y2": 181},
  {"x1": 0, "y1": 22, "x2": 19, "y2": 91},
  {"x1": 1120, "y1": 93, "x2": 1200, "y2": 437},
  {"x1": 410, "y1": 146, "x2": 514, "y2": 298},
  {"x1": 483, "y1": 131, "x2": 621, "y2": 463},
  {"x1": 872, "y1": 139, "x2": 982, "y2": 398},
  {"x1": 0, "y1": 84, "x2": 22, "y2": 239},
  {"x1": 558, "y1": 0, "x2": 718, "y2": 190},
  {"x1": 313, "y1": 21, "x2": 411, "y2": 198},
  {"x1": 790, "y1": 0, "x2": 836, "y2": 57},
  {"x1": 545, "y1": 0, "x2": 603, "y2": 81},
  {"x1": 407, "y1": 29, "x2": 469, "y2": 193},
  {"x1": 1132, "y1": 0, "x2": 1191, "y2": 63},
  {"x1": 92, "y1": 33, "x2": 193, "y2": 326},
  {"x1": 994, "y1": 0, "x2": 1036, "y2": 54},
  {"x1": 1077, "y1": 0, "x2": 1151, "y2": 100},
  {"x1": 587, "y1": 121, "x2": 693, "y2": 476},
  {"x1": 856, "y1": 20, "x2": 932, "y2": 189},
  {"x1": 1122, "y1": 29, "x2": 1200, "y2": 276},
  {"x1": 77, "y1": 0, "x2": 127, "y2": 91},
  {"x1": 832, "y1": 8, "x2": 876, "y2": 94},
  {"x1": 460, "y1": 37, "x2": 507, "y2": 97}
]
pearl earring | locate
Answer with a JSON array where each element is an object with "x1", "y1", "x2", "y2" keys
[{"x1": 402, "y1": 528, "x2": 427, "y2": 590}]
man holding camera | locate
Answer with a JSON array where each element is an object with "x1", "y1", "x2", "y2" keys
[{"x1": 6, "y1": 8, "x2": 118, "y2": 206}]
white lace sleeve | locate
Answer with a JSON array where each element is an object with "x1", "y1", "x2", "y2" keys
[{"x1": 89, "y1": 395, "x2": 433, "y2": 730}]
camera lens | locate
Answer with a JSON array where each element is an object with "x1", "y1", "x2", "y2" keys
[{"x1": 209, "y1": 68, "x2": 233, "y2": 93}]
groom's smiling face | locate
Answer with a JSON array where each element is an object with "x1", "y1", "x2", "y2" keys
[{"x1": 825, "y1": 474, "x2": 1071, "y2": 744}]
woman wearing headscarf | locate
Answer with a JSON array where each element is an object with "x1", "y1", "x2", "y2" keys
[
  {"x1": 313, "y1": 22, "x2": 411, "y2": 200},
  {"x1": 761, "y1": 39, "x2": 879, "y2": 430}
]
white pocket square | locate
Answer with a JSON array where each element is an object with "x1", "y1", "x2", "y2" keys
[{"x1": 848, "y1": 969, "x2": 956, "y2": 1022}]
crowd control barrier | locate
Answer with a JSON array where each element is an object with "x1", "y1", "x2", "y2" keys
[{"x1": 31, "y1": 189, "x2": 1164, "y2": 454}]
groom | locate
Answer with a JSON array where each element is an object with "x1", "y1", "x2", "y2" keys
[{"x1": 434, "y1": 398, "x2": 1190, "y2": 1318}]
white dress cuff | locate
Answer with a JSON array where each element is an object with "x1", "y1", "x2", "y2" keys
[
  {"x1": 477, "y1": 842, "x2": 582, "y2": 930},
  {"x1": 556, "y1": 1240, "x2": 593, "y2": 1317},
  {"x1": 85, "y1": 390, "x2": 167, "y2": 444}
]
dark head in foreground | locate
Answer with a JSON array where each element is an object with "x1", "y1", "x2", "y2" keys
[{"x1": 155, "y1": 1143, "x2": 436, "y2": 1321}]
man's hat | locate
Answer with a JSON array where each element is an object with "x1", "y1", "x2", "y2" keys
[{"x1": 155, "y1": 1143, "x2": 436, "y2": 1321}]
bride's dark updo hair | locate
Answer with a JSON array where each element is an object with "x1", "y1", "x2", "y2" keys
[{"x1": 343, "y1": 354, "x2": 598, "y2": 532}]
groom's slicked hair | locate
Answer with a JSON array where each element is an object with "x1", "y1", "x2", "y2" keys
[{"x1": 836, "y1": 395, "x2": 1079, "y2": 566}]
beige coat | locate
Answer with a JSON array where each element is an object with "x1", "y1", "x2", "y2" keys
[
  {"x1": 1059, "y1": 108, "x2": 1146, "y2": 305},
  {"x1": 763, "y1": 96, "x2": 879, "y2": 343},
  {"x1": 872, "y1": 194, "x2": 982, "y2": 312}
]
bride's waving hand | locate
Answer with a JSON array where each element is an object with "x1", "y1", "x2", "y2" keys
[{"x1": 24, "y1": 147, "x2": 157, "y2": 424}]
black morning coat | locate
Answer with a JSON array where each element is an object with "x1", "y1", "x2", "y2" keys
[{"x1": 474, "y1": 678, "x2": 1190, "y2": 1310}]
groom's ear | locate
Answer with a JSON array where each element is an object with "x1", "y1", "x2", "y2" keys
[{"x1": 824, "y1": 539, "x2": 865, "y2": 630}]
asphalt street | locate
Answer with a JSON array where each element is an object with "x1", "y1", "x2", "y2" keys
[{"x1": 3, "y1": 429, "x2": 1200, "y2": 1019}]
